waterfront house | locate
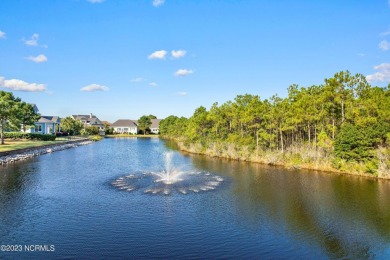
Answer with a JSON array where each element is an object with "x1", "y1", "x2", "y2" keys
[
  {"x1": 24, "y1": 104, "x2": 61, "y2": 134},
  {"x1": 150, "y1": 119, "x2": 161, "y2": 134},
  {"x1": 111, "y1": 119, "x2": 138, "y2": 134},
  {"x1": 111, "y1": 119, "x2": 161, "y2": 134},
  {"x1": 27, "y1": 116, "x2": 61, "y2": 134},
  {"x1": 72, "y1": 113, "x2": 104, "y2": 131}
]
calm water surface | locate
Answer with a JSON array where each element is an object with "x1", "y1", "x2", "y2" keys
[{"x1": 1, "y1": 138, "x2": 390, "y2": 259}]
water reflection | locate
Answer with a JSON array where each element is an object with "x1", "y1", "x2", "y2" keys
[
  {"x1": 0, "y1": 160, "x2": 41, "y2": 240},
  {"x1": 189, "y1": 154, "x2": 390, "y2": 258},
  {"x1": 1, "y1": 139, "x2": 389, "y2": 258}
]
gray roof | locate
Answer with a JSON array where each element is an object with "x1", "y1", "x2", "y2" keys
[
  {"x1": 111, "y1": 119, "x2": 138, "y2": 128},
  {"x1": 111, "y1": 119, "x2": 161, "y2": 128},
  {"x1": 38, "y1": 116, "x2": 60, "y2": 124},
  {"x1": 150, "y1": 119, "x2": 161, "y2": 128},
  {"x1": 73, "y1": 114, "x2": 103, "y2": 126}
]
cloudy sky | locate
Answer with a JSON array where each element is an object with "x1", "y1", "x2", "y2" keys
[{"x1": 0, "y1": 0, "x2": 389, "y2": 122}]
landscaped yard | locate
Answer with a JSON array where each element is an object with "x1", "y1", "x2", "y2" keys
[{"x1": 0, "y1": 139, "x2": 67, "y2": 152}]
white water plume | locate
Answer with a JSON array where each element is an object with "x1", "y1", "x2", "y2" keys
[{"x1": 111, "y1": 151, "x2": 224, "y2": 195}]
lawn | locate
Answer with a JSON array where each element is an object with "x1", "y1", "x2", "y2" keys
[
  {"x1": 105, "y1": 134, "x2": 159, "y2": 138},
  {"x1": 0, "y1": 139, "x2": 67, "y2": 152}
]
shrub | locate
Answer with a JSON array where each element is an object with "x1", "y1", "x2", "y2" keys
[
  {"x1": 4, "y1": 132, "x2": 56, "y2": 141},
  {"x1": 334, "y1": 124, "x2": 375, "y2": 162},
  {"x1": 89, "y1": 135, "x2": 103, "y2": 141}
]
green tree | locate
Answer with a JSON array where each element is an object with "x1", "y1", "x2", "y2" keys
[
  {"x1": 83, "y1": 126, "x2": 99, "y2": 135},
  {"x1": 61, "y1": 116, "x2": 83, "y2": 135},
  {"x1": 138, "y1": 115, "x2": 152, "y2": 135},
  {"x1": 0, "y1": 91, "x2": 22, "y2": 145},
  {"x1": 19, "y1": 102, "x2": 41, "y2": 132}
]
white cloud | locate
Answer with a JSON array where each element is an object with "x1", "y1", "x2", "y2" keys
[
  {"x1": 149, "y1": 82, "x2": 158, "y2": 87},
  {"x1": 152, "y1": 0, "x2": 165, "y2": 7},
  {"x1": 80, "y1": 84, "x2": 109, "y2": 92},
  {"x1": 0, "y1": 76, "x2": 46, "y2": 92},
  {"x1": 148, "y1": 50, "x2": 167, "y2": 60},
  {"x1": 26, "y1": 54, "x2": 48, "y2": 63},
  {"x1": 174, "y1": 69, "x2": 193, "y2": 77},
  {"x1": 0, "y1": 30, "x2": 5, "y2": 39},
  {"x1": 379, "y1": 40, "x2": 390, "y2": 51},
  {"x1": 177, "y1": 92, "x2": 187, "y2": 96},
  {"x1": 130, "y1": 77, "x2": 145, "y2": 83},
  {"x1": 24, "y1": 33, "x2": 39, "y2": 46},
  {"x1": 87, "y1": 0, "x2": 105, "y2": 3},
  {"x1": 381, "y1": 29, "x2": 390, "y2": 36},
  {"x1": 366, "y1": 63, "x2": 390, "y2": 83},
  {"x1": 171, "y1": 50, "x2": 187, "y2": 59}
]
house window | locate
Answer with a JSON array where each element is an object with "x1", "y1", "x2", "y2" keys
[
  {"x1": 35, "y1": 125, "x2": 42, "y2": 132},
  {"x1": 123, "y1": 128, "x2": 128, "y2": 133}
]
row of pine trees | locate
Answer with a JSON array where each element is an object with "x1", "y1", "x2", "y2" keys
[{"x1": 160, "y1": 71, "x2": 390, "y2": 175}]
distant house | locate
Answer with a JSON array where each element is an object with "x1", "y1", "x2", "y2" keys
[
  {"x1": 111, "y1": 120, "x2": 138, "y2": 134},
  {"x1": 150, "y1": 119, "x2": 161, "y2": 134},
  {"x1": 73, "y1": 113, "x2": 104, "y2": 131},
  {"x1": 111, "y1": 119, "x2": 161, "y2": 134},
  {"x1": 25, "y1": 104, "x2": 61, "y2": 134},
  {"x1": 27, "y1": 116, "x2": 61, "y2": 134}
]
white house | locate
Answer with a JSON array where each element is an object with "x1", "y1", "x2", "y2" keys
[
  {"x1": 111, "y1": 119, "x2": 138, "y2": 134},
  {"x1": 111, "y1": 118, "x2": 161, "y2": 134},
  {"x1": 150, "y1": 119, "x2": 161, "y2": 134}
]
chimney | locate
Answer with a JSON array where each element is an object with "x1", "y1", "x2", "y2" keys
[{"x1": 90, "y1": 113, "x2": 93, "y2": 118}]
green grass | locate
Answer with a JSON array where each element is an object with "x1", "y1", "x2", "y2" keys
[
  {"x1": 0, "y1": 139, "x2": 67, "y2": 152},
  {"x1": 0, "y1": 135, "x2": 90, "y2": 152},
  {"x1": 105, "y1": 134, "x2": 159, "y2": 138}
]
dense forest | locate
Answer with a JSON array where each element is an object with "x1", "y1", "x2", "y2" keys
[{"x1": 160, "y1": 71, "x2": 390, "y2": 177}]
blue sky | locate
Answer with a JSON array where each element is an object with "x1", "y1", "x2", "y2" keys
[{"x1": 1, "y1": 0, "x2": 390, "y2": 122}]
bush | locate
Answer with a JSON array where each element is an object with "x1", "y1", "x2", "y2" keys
[
  {"x1": 4, "y1": 132, "x2": 56, "y2": 141},
  {"x1": 89, "y1": 135, "x2": 103, "y2": 141},
  {"x1": 334, "y1": 124, "x2": 376, "y2": 162}
]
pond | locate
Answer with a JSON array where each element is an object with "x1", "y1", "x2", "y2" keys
[{"x1": 1, "y1": 138, "x2": 390, "y2": 259}]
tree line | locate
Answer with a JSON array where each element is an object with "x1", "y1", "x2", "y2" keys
[
  {"x1": 160, "y1": 71, "x2": 390, "y2": 175},
  {"x1": 0, "y1": 91, "x2": 40, "y2": 145}
]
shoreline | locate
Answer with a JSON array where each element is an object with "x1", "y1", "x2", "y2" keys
[
  {"x1": 0, "y1": 139, "x2": 93, "y2": 165},
  {"x1": 166, "y1": 138, "x2": 390, "y2": 181},
  {"x1": 104, "y1": 135, "x2": 159, "y2": 138}
]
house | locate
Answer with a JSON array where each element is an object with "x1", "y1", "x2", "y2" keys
[
  {"x1": 110, "y1": 118, "x2": 161, "y2": 134},
  {"x1": 111, "y1": 120, "x2": 138, "y2": 134},
  {"x1": 150, "y1": 119, "x2": 161, "y2": 134},
  {"x1": 24, "y1": 104, "x2": 61, "y2": 134},
  {"x1": 73, "y1": 113, "x2": 104, "y2": 131},
  {"x1": 27, "y1": 116, "x2": 61, "y2": 134}
]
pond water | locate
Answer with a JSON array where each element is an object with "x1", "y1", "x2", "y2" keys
[{"x1": 1, "y1": 138, "x2": 390, "y2": 259}]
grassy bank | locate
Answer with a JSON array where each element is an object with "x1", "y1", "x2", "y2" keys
[
  {"x1": 0, "y1": 136, "x2": 94, "y2": 153},
  {"x1": 105, "y1": 134, "x2": 159, "y2": 138},
  {"x1": 0, "y1": 140, "x2": 68, "y2": 152},
  {"x1": 168, "y1": 137, "x2": 390, "y2": 180}
]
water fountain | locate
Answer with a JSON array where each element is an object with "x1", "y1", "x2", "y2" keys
[{"x1": 111, "y1": 151, "x2": 224, "y2": 195}]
